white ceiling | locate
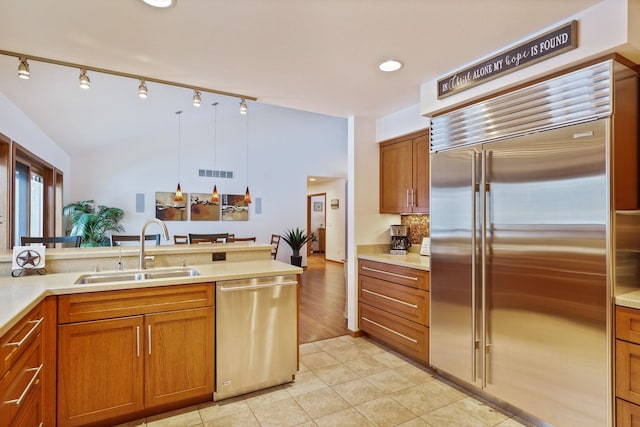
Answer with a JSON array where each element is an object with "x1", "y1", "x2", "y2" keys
[{"x1": 0, "y1": 0, "x2": 604, "y2": 155}]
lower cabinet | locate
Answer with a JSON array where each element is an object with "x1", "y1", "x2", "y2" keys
[
  {"x1": 616, "y1": 306, "x2": 640, "y2": 426},
  {"x1": 0, "y1": 297, "x2": 55, "y2": 427},
  {"x1": 358, "y1": 259, "x2": 429, "y2": 363},
  {"x1": 57, "y1": 284, "x2": 214, "y2": 427}
]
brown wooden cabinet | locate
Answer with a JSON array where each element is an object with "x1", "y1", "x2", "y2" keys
[
  {"x1": 616, "y1": 305, "x2": 640, "y2": 426},
  {"x1": 379, "y1": 129, "x2": 430, "y2": 214},
  {"x1": 0, "y1": 297, "x2": 55, "y2": 427},
  {"x1": 57, "y1": 283, "x2": 214, "y2": 427},
  {"x1": 358, "y1": 259, "x2": 429, "y2": 363}
]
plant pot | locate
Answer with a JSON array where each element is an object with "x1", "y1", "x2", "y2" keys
[{"x1": 290, "y1": 255, "x2": 303, "y2": 267}]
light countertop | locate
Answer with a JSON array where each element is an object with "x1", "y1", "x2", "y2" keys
[
  {"x1": 0, "y1": 260, "x2": 302, "y2": 337},
  {"x1": 357, "y1": 245, "x2": 430, "y2": 271},
  {"x1": 616, "y1": 290, "x2": 640, "y2": 310}
]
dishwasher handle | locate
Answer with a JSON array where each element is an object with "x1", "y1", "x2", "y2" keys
[{"x1": 218, "y1": 280, "x2": 298, "y2": 292}]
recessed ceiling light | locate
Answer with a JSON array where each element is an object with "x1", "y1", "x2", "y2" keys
[
  {"x1": 379, "y1": 59, "x2": 403, "y2": 72},
  {"x1": 141, "y1": 0, "x2": 176, "y2": 8}
]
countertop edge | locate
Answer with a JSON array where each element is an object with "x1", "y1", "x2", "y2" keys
[{"x1": 0, "y1": 260, "x2": 302, "y2": 337}]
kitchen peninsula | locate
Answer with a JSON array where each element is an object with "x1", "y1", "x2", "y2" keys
[{"x1": 0, "y1": 243, "x2": 302, "y2": 427}]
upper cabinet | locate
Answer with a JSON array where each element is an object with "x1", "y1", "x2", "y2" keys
[{"x1": 379, "y1": 129, "x2": 430, "y2": 214}]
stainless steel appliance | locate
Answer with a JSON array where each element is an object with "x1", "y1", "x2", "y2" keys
[
  {"x1": 429, "y1": 60, "x2": 638, "y2": 427},
  {"x1": 390, "y1": 224, "x2": 411, "y2": 254},
  {"x1": 214, "y1": 275, "x2": 298, "y2": 400}
]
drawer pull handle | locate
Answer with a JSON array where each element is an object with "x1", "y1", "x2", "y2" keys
[
  {"x1": 362, "y1": 289, "x2": 418, "y2": 309},
  {"x1": 362, "y1": 266, "x2": 418, "y2": 281},
  {"x1": 361, "y1": 317, "x2": 418, "y2": 344},
  {"x1": 5, "y1": 317, "x2": 44, "y2": 348},
  {"x1": 5, "y1": 364, "x2": 43, "y2": 406}
]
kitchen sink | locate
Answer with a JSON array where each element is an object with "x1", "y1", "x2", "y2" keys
[{"x1": 75, "y1": 267, "x2": 201, "y2": 284}]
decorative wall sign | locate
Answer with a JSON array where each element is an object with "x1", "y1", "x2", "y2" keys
[
  {"x1": 331, "y1": 199, "x2": 339, "y2": 209},
  {"x1": 221, "y1": 194, "x2": 249, "y2": 221},
  {"x1": 437, "y1": 20, "x2": 577, "y2": 99},
  {"x1": 11, "y1": 245, "x2": 46, "y2": 276},
  {"x1": 155, "y1": 191, "x2": 187, "y2": 221},
  {"x1": 190, "y1": 193, "x2": 220, "y2": 221}
]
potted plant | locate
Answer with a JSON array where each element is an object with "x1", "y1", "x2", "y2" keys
[
  {"x1": 63, "y1": 200, "x2": 125, "y2": 247},
  {"x1": 282, "y1": 227, "x2": 310, "y2": 266}
]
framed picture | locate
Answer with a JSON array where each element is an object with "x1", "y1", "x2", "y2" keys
[
  {"x1": 155, "y1": 191, "x2": 187, "y2": 221},
  {"x1": 313, "y1": 201, "x2": 323, "y2": 212},
  {"x1": 331, "y1": 199, "x2": 339, "y2": 209},
  {"x1": 190, "y1": 193, "x2": 220, "y2": 221},
  {"x1": 221, "y1": 194, "x2": 249, "y2": 221}
]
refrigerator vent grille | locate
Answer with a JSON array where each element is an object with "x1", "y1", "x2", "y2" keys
[{"x1": 430, "y1": 61, "x2": 613, "y2": 152}]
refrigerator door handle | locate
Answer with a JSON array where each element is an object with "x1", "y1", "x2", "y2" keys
[
  {"x1": 471, "y1": 150, "x2": 478, "y2": 382},
  {"x1": 481, "y1": 149, "x2": 490, "y2": 388}
]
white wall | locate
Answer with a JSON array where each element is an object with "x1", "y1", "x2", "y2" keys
[
  {"x1": 70, "y1": 102, "x2": 347, "y2": 265},
  {"x1": 420, "y1": 0, "x2": 640, "y2": 117},
  {"x1": 0, "y1": 92, "x2": 71, "y2": 180},
  {"x1": 308, "y1": 178, "x2": 347, "y2": 263}
]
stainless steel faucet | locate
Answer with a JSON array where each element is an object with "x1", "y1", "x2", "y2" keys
[{"x1": 139, "y1": 218, "x2": 169, "y2": 269}]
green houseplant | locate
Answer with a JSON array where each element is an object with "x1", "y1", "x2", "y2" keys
[
  {"x1": 281, "y1": 227, "x2": 311, "y2": 266},
  {"x1": 63, "y1": 200, "x2": 125, "y2": 247}
]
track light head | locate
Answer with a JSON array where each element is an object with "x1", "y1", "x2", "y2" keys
[
  {"x1": 239, "y1": 98, "x2": 248, "y2": 115},
  {"x1": 193, "y1": 89, "x2": 202, "y2": 107},
  {"x1": 18, "y1": 57, "x2": 30, "y2": 79},
  {"x1": 138, "y1": 80, "x2": 148, "y2": 98},
  {"x1": 79, "y1": 69, "x2": 90, "y2": 89}
]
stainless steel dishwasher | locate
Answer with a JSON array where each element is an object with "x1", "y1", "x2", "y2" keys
[{"x1": 214, "y1": 274, "x2": 298, "y2": 400}]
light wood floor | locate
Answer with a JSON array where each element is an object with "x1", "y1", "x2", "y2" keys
[{"x1": 299, "y1": 253, "x2": 349, "y2": 344}]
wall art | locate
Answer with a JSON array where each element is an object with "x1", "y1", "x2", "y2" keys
[
  {"x1": 190, "y1": 193, "x2": 220, "y2": 221},
  {"x1": 221, "y1": 194, "x2": 249, "y2": 221},
  {"x1": 155, "y1": 191, "x2": 187, "y2": 221}
]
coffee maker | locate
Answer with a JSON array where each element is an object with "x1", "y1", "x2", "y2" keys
[{"x1": 389, "y1": 225, "x2": 411, "y2": 255}]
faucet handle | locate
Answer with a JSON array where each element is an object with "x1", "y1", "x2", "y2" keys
[{"x1": 180, "y1": 260, "x2": 186, "y2": 267}]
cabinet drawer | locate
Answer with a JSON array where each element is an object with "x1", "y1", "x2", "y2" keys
[
  {"x1": 617, "y1": 306, "x2": 640, "y2": 344},
  {"x1": 0, "y1": 336, "x2": 43, "y2": 427},
  {"x1": 359, "y1": 260, "x2": 429, "y2": 290},
  {"x1": 616, "y1": 339, "x2": 640, "y2": 406},
  {"x1": 359, "y1": 275, "x2": 428, "y2": 325},
  {"x1": 359, "y1": 303, "x2": 428, "y2": 363},
  {"x1": 0, "y1": 304, "x2": 44, "y2": 379},
  {"x1": 617, "y1": 398, "x2": 640, "y2": 427},
  {"x1": 58, "y1": 283, "x2": 214, "y2": 323}
]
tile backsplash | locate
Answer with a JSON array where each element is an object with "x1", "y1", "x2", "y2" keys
[{"x1": 401, "y1": 214, "x2": 430, "y2": 244}]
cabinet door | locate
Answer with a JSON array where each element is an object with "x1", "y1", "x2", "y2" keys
[
  {"x1": 617, "y1": 339, "x2": 640, "y2": 407},
  {"x1": 144, "y1": 307, "x2": 214, "y2": 408},
  {"x1": 57, "y1": 316, "x2": 144, "y2": 427},
  {"x1": 412, "y1": 135, "x2": 430, "y2": 213},
  {"x1": 380, "y1": 140, "x2": 413, "y2": 213},
  {"x1": 617, "y1": 398, "x2": 640, "y2": 427}
]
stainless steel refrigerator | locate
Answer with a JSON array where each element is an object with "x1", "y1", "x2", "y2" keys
[{"x1": 429, "y1": 60, "x2": 638, "y2": 427}]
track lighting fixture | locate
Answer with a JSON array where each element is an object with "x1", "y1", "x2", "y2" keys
[
  {"x1": 138, "y1": 80, "x2": 148, "y2": 98},
  {"x1": 239, "y1": 98, "x2": 248, "y2": 115},
  {"x1": 18, "y1": 57, "x2": 30, "y2": 79},
  {"x1": 193, "y1": 89, "x2": 202, "y2": 107},
  {"x1": 78, "y1": 68, "x2": 90, "y2": 89}
]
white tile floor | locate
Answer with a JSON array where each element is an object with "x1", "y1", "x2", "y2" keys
[{"x1": 117, "y1": 335, "x2": 531, "y2": 427}]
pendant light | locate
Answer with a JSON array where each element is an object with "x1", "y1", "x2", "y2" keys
[
  {"x1": 174, "y1": 110, "x2": 184, "y2": 203},
  {"x1": 211, "y1": 102, "x2": 220, "y2": 203},
  {"x1": 243, "y1": 111, "x2": 252, "y2": 204},
  {"x1": 239, "y1": 98, "x2": 248, "y2": 115}
]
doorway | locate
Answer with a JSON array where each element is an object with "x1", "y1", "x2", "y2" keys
[{"x1": 307, "y1": 193, "x2": 326, "y2": 258}]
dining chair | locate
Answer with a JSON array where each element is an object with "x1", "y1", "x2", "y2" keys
[
  {"x1": 188, "y1": 233, "x2": 229, "y2": 244},
  {"x1": 227, "y1": 233, "x2": 235, "y2": 243},
  {"x1": 234, "y1": 236, "x2": 256, "y2": 242},
  {"x1": 270, "y1": 234, "x2": 281, "y2": 259},
  {"x1": 111, "y1": 234, "x2": 161, "y2": 246},
  {"x1": 173, "y1": 235, "x2": 188, "y2": 244},
  {"x1": 21, "y1": 236, "x2": 82, "y2": 248}
]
